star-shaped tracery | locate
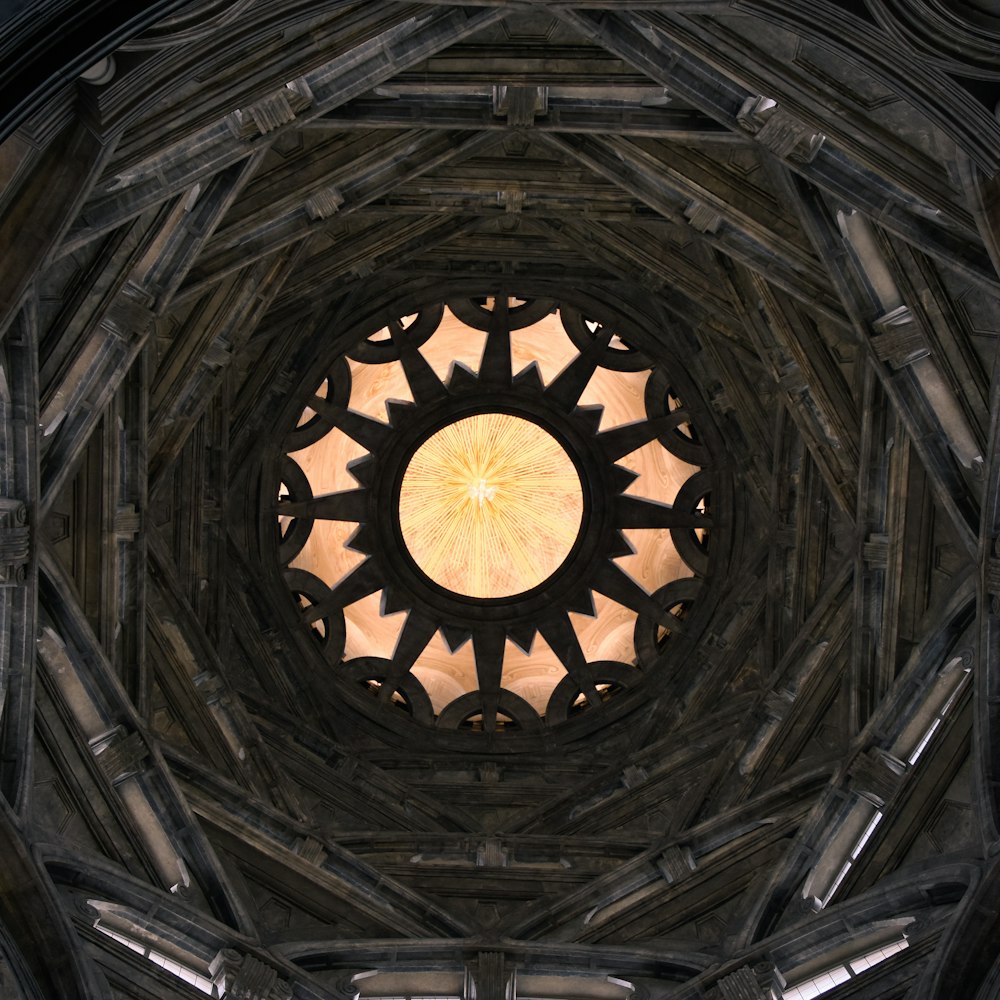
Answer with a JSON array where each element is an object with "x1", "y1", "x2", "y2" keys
[{"x1": 275, "y1": 299, "x2": 714, "y2": 733}]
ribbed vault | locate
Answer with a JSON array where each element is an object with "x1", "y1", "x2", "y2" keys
[{"x1": 2, "y1": 2, "x2": 1000, "y2": 999}]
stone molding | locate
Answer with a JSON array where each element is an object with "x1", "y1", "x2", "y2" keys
[
  {"x1": 736, "y1": 96, "x2": 825, "y2": 163},
  {"x1": 210, "y1": 949, "x2": 293, "y2": 1000},
  {"x1": 0, "y1": 498, "x2": 29, "y2": 585}
]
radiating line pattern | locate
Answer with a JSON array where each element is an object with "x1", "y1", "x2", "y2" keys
[{"x1": 399, "y1": 413, "x2": 583, "y2": 598}]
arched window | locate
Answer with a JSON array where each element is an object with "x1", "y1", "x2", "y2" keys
[
  {"x1": 89, "y1": 900, "x2": 219, "y2": 997},
  {"x1": 781, "y1": 936, "x2": 909, "y2": 1000}
]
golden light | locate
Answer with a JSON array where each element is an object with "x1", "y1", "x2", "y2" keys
[{"x1": 398, "y1": 412, "x2": 583, "y2": 598}]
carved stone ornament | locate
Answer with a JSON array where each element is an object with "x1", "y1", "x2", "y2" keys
[
  {"x1": 493, "y1": 84, "x2": 548, "y2": 126},
  {"x1": 656, "y1": 844, "x2": 697, "y2": 884},
  {"x1": 736, "y1": 96, "x2": 825, "y2": 163},
  {"x1": 684, "y1": 200, "x2": 723, "y2": 234},
  {"x1": 474, "y1": 951, "x2": 512, "y2": 1000},
  {"x1": 0, "y1": 498, "x2": 30, "y2": 585},
  {"x1": 229, "y1": 79, "x2": 314, "y2": 138},
  {"x1": 113, "y1": 503, "x2": 141, "y2": 541},
  {"x1": 987, "y1": 553, "x2": 1000, "y2": 617},
  {"x1": 872, "y1": 306, "x2": 930, "y2": 369},
  {"x1": 210, "y1": 949, "x2": 292, "y2": 1000},
  {"x1": 90, "y1": 728, "x2": 148, "y2": 784},
  {"x1": 849, "y1": 747, "x2": 906, "y2": 805},
  {"x1": 329, "y1": 972, "x2": 370, "y2": 1000},
  {"x1": 305, "y1": 185, "x2": 345, "y2": 221},
  {"x1": 713, "y1": 962, "x2": 783, "y2": 1000},
  {"x1": 292, "y1": 834, "x2": 328, "y2": 866},
  {"x1": 863, "y1": 533, "x2": 890, "y2": 568},
  {"x1": 477, "y1": 838, "x2": 509, "y2": 868}
]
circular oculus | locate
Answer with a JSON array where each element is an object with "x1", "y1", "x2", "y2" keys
[{"x1": 397, "y1": 412, "x2": 584, "y2": 598}]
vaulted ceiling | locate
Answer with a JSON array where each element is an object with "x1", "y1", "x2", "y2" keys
[{"x1": 3, "y1": 2, "x2": 1000, "y2": 999}]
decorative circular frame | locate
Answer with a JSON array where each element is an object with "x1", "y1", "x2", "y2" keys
[{"x1": 270, "y1": 296, "x2": 722, "y2": 735}]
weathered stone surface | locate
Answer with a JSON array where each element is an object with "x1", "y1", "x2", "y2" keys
[{"x1": 0, "y1": 3, "x2": 996, "y2": 1000}]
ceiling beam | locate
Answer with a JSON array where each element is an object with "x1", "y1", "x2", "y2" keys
[
  {"x1": 538, "y1": 131, "x2": 847, "y2": 326},
  {"x1": 61, "y1": 5, "x2": 507, "y2": 254},
  {"x1": 176, "y1": 131, "x2": 500, "y2": 300},
  {"x1": 790, "y1": 175, "x2": 979, "y2": 556},
  {"x1": 311, "y1": 94, "x2": 739, "y2": 141},
  {"x1": 552, "y1": 8, "x2": 1000, "y2": 293}
]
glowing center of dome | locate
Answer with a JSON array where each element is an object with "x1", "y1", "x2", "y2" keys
[{"x1": 398, "y1": 412, "x2": 584, "y2": 598}]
